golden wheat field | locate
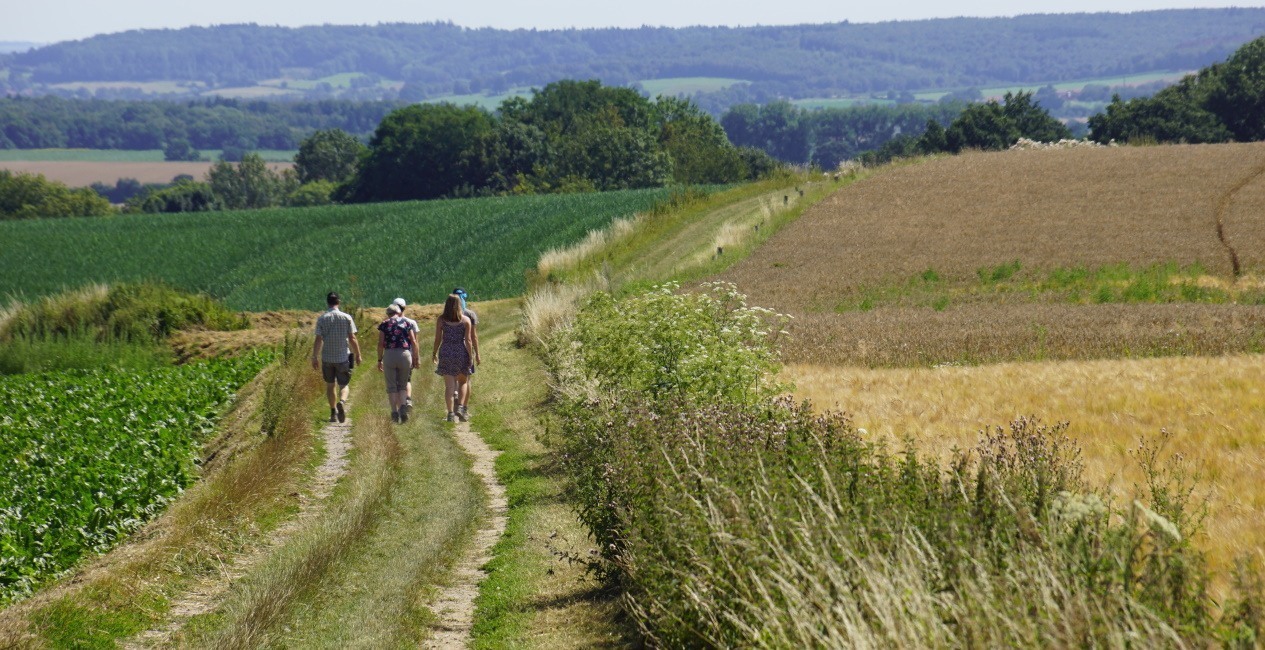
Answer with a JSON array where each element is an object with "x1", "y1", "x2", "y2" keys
[{"x1": 786, "y1": 354, "x2": 1265, "y2": 592}]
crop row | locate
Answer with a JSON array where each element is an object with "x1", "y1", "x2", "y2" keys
[
  {"x1": 0, "y1": 189, "x2": 676, "y2": 311},
  {"x1": 0, "y1": 353, "x2": 270, "y2": 603}
]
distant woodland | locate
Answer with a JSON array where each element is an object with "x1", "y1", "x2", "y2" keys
[{"x1": 2, "y1": 9, "x2": 1263, "y2": 104}]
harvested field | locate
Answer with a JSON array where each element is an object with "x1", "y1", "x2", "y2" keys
[
  {"x1": 716, "y1": 144, "x2": 1265, "y2": 365},
  {"x1": 0, "y1": 160, "x2": 293, "y2": 187},
  {"x1": 787, "y1": 302, "x2": 1265, "y2": 366},
  {"x1": 721, "y1": 143, "x2": 1265, "y2": 313},
  {"x1": 785, "y1": 354, "x2": 1265, "y2": 592}
]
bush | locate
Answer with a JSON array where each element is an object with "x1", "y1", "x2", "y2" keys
[{"x1": 0, "y1": 170, "x2": 114, "y2": 219}]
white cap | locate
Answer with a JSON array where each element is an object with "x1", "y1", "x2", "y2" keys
[{"x1": 392, "y1": 297, "x2": 406, "y2": 309}]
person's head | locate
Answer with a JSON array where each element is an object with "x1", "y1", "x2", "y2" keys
[
  {"x1": 392, "y1": 297, "x2": 407, "y2": 312},
  {"x1": 452, "y1": 287, "x2": 468, "y2": 310},
  {"x1": 442, "y1": 294, "x2": 462, "y2": 322},
  {"x1": 326, "y1": 291, "x2": 340, "y2": 308},
  {"x1": 386, "y1": 303, "x2": 401, "y2": 317}
]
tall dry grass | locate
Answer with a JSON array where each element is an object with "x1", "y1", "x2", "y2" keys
[{"x1": 786, "y1": 354, "x2": 1265, "y2": 595}]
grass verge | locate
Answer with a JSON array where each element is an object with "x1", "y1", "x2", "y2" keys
[{"x1": 471, "y1": 300, "x2": 636, "y2": 648}]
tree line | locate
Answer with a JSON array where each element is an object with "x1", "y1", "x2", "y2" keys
[
  {"x1": 1, "y1": 81, "x2": 774, "y2": 218},
  {"x1": 0, "y1": 96, "x2": 401, "y2": 151},
  {"x1": 3, "y1": 10, "x2": 1261, "y2": 103},
  {"x1": 1089, "y1": 36, "x2": 1265, "y2": 144}
]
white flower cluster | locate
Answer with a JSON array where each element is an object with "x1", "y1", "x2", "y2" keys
[
  {"x1": 1009, "y1": 138, "x2": 1110, "y2": 151},
  {"x1": 1050, "y1": 490, "x2": 1107, "y2": 526}
]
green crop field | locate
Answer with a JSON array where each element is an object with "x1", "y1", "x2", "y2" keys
[
  {"x1": 0, "y1": 354, "x2": 270, "y2": 603},
  {"x1": 0, "y1": 149, "x2": 296, "y2": 163},
  {"x1": 0, "y1": 189, "x2": 680, "y2": 311}
]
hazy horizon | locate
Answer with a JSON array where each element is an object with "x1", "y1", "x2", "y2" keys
[{"x1": 3, "y1": 1, "x2": 1253, "y2": 45}]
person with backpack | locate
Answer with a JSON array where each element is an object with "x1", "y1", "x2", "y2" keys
[
  {"x1": 391, "y1": 297, "x2": 420, "y2": 412},
  {"x1": 377, "y1": 302, "x2": 420, "y2": 423}
]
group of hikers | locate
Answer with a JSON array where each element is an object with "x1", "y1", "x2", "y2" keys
[{"x1": 310, "y1": 289, "x2": 480, "y2": 425}]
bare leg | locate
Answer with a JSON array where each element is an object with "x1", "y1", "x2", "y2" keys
[
  {"x1": 443, "y1": 375, "x2": 457, "y2": 414},
  {"x1": 456, "y1": 374, "x2": 469, "y2": 406},
  {"x1": 339, "y1": 383, "x2": 350, "y2": 405},
  {"x1": 326, "y1": 382, "x2": 338, "y2": 409}
]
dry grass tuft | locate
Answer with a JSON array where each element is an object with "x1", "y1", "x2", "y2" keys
[{"x1": 786, "y1": 353, "x2": 1265, "y2": 595}]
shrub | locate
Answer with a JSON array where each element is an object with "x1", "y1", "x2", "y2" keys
[{"x1": 0, "y1": 170, "x2": 114, "y2": 219}]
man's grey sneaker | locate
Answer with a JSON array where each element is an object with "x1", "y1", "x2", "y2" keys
[
  {"x1": 446, "y1": 412, "x2": 456, "y2": 423},
  {"x1": 336, "y1": 400, "x2": 346, "y2": 423},
  {"x1": 456, "y1": 409, "x2": 469, "y2": 423},
  {"x1": 329, "y1": 409, "x2": 338, "y2": 423},
  {"x1": 391, "y1": 410, "x2": 400, "y2": 423},
  {"x1": 399, "y1": 404, "x2": 410, "y2": 424}
]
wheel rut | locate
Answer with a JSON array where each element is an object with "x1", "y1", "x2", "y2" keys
[
  {"x1": 422, "y1": 419, "x2": 508, "y2": 649},
  {"x1": 125, "y1": 402, "x2": 355, "y2": 648},
  {"x1": 1214, "y1": 160, "x2": 1265, "y2": 277}
]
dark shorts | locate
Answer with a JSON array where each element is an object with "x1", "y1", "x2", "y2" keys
[{"x1": 321, "y1": 361, "x2": 352, "y2": 386}]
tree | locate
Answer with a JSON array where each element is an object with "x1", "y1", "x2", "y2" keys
[
  {"x1": 344, "y1": 103, "x2": 497, "y2": 202},
  {"x1": 0, "y1": 170, "x2": 114, "y2": 219},
  {"x1": 163, "y1": 138, "x2": 201, "y2": 161},
  {"x1": 654, "y1": 96, "x2": 746, "y2": 184},
  {"x1": 294, "y1": 128, "x2": 366, "y2": 184},
  {"x1": 207, "y1": 153, "x2": 294, "y2": 209},
  {"x1": 1205, "y1": 36, "x2": 1265, "y2": 141},
  {"x1": 939, "y1": 92, "x2": 1070, "y2": 152}
]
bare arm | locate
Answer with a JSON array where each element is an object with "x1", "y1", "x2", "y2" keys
[
  {"x1": 376, "y1": 329, "x2": 386, "y2": 372},
  {"x1": 469, "y1": 320, "x2": 481, "y2": 365},
  {"x1": 432, "y1": 320, "x2": 443, "y2": 363},
  {"x1": 349, "y1": 332, "x2": 362, "y2": 366},
  {"x1": 311, "y1": 335, "x2": 324, "y2": 370},
  {"x1": 408, "y1": 330, "x2": 421, "y2": 368},
  {"x1": 462, "y1": 316, "x2": 473, "y2": 357}
]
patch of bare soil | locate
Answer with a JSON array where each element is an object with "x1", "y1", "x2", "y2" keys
[
  {"x1": 125, "y1": 406, "x2": 354, "y2": 648},
  {"x1": 423, "y1": 420, "x2": 509, "y2": 649}
]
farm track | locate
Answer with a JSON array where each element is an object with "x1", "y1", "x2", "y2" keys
[
  {"x1": 423, "y1": 419, "x2": 509, "y2": 649},
  {"x1": 125, "y1": 393, "x2": 355, "y2": 648}
]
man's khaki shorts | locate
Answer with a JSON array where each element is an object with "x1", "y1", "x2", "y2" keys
[{"x1": 321, "y1": 361, "x2": 352, "y2": 386}]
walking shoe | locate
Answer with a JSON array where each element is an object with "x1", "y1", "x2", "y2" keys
[
  {"x1": 391, "y1": 410, "x2": 400, "y2": 423},
  {"x1": 446, "y1": 412, "x2": 456, "y2": 423},
  {"x1": 329, "y1": 409, "x2": 338, "y2": 423},
  {"x1": 399, "y1": 403, "x2": 410, "y2": 424},
  {"x1": 456, "y1": 409, "x2": 469, "y2": 423},
  {"x1": 458, "y1": 404, "x2": 470, "y2": 418},
  {"x1": 336, "y1": 400, "x2": 346, "y2": 423}
]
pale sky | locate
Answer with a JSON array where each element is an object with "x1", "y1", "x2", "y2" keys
[{"x1": 1, "y1": 0, "x2": 1257, "y2": 44}]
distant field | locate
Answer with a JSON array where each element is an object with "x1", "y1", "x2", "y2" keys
[
  {"x1": 0, "y1": 189, "x2": 677, "y2": 310},
  {"x1": 0, "y1": 159, "x2": 294, "y2": 186},
  {"x1": 639, "y1": 77, "x2": 749, "y2": 96},
  {"x1": 792, "y1": 97, "x2": 896, "y2": 109},
  {"x1": 0, "y1": 149, "x2": 296, "y2": 162},
  {"x1": 47, "y1": 80, "x2": 197, "y2": 94},
  {"x1": 719, "y1": 144, "x2": 1265, "y2": 365}
]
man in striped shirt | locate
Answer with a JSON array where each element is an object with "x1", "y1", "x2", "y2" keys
[{"x1": 311, "y1": 291, "x2": 362, "y2": 423}]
